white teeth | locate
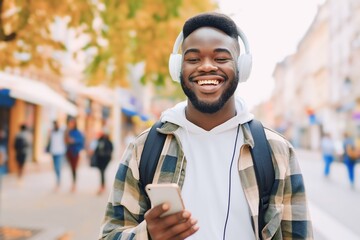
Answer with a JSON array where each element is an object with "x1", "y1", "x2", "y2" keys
[{"x1": 197, "y1": 80, "x2": 219, "y2": 86}]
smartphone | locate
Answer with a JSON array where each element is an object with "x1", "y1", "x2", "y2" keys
[{"x1": 145, "y1": 183, "x2": 185, "y2": 217}]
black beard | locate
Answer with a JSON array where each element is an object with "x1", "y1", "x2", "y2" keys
[{"x1": 180, "y1": 72, "x2": 239, "y2": 114}]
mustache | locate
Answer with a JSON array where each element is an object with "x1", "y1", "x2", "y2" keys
[{"x1": 188, "y1": 73, "x2": 228, "y2": 82}]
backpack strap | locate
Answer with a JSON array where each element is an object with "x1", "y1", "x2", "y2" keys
[
  {"x1": 248, "y1": 119, "x2": 274, "y2": 239},
  {"x1": 139, "y1": 121, "x2": 166, "y2": 191},
  {"x1": 138, "y1": 119, "x2": 274, "y2": 239}
]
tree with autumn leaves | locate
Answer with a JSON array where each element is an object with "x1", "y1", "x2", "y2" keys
[{"x1": 0, "y1": 0, "x2": 216, "y2": 87}]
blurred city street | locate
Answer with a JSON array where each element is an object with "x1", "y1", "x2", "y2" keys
[
  {"x1": 0, "y1": 157, "x2": 120, "y2": 240},
  {"x1": 1, "y1": 0, "x2": 360, "y2": 239},
  {"x1": 0, "y1": 149, "x2": 360, "y2": 240},
  {"x1": 297, "y1": 149, "x2": 360, "y2": 240}
]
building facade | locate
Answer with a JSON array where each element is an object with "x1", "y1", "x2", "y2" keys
[{"x1": 258, "y1": 0, "x2": 360, "y2": 150}]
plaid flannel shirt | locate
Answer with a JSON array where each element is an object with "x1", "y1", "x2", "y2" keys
[{"x1": 99, "y1": 122, "x2": 313, "y2": 240}]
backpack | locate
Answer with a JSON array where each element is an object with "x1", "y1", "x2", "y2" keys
[
  {"x1": 96, "y1": 138, "x2": 113, "y2": 158},
  {"x1": 139, "y1": 120, "x2": 274, "y2": 239}
]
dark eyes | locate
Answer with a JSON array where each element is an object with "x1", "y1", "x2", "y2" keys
[
  {"x1": 186, "y1": 58, "x2": 199, "y2": 63},
  {"x1": 216, "y1": 58, "x2": 230, "y2": 63}
]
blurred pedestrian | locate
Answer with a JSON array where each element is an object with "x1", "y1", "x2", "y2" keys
[
  {"x1": 93, "y1": 131, "x2": 113, "y2": 195},
  {"x1": 320, "y1": 133, "x2": 335, "y2": 177},
  {"x1": 47, "y1": 121, "x2": 66, "y2": 191},
  {"x1": 65, "y1": 118, "x2": 84, "y2": 193},
  {"x1": 0, "y1": 129, "x2": 7, "y2": 175},
  {"x1": 343, "y1": 132, "x2": 359, "y2": 189},
  {"x1": 13, "y1": 124, "x2": 30, "y2": 185}
]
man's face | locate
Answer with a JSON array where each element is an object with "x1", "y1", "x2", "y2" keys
[{"x1": 180, "y1": 27, "x2": 239, "y2": 114}]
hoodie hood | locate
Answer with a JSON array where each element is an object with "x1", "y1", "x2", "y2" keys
[{"x1": 160, "y1": 97, "x2": 254, "y2": 134}]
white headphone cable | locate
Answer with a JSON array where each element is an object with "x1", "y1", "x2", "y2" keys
[{"x1": 222, "y1": 124, "x2": 241, "y2": 240}]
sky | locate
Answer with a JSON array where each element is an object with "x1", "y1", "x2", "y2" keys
[{"x1": 217, "y1": 0, "x2": 326, "y2": 109}]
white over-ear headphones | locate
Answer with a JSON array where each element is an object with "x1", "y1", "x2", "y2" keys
[{"x1": 168, "y1": 27, "x2": 252, "y2": 83}]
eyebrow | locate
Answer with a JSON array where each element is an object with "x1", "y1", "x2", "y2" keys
[
  {"x1": 214, "y1": 48, "x2": 232, "y2": 55},
  {"x1": 183, "y1": 48, "x2": 232, "y2": 56},
  {"x1": 183, "y1": 48, "x2": 200, "y2": 56}
]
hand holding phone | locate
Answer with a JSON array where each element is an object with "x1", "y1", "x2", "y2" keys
[{"x1": 145, "y1": 183, "x2": 185, "y2": 217}]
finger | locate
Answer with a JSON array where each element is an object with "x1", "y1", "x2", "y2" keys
[
  {"x1": 145, "y1": 203, "x2": 170, "y2": 221},
  {"x1": 145, "y1": 203, "x2": 173, "y2": 237},
  {"x1": 146, "y1": 208, "x2": 187, "y2": 235},
  {"x1": 176, "y1": 221, "x2": 199, "y2": 240},
  {"x1": 147, "y1": 210, "x2": 193, "y2": 239},
  {"x1": 161, "y1": 217, "x2": 199, "y2": 240},
  {"x1": 153, "y1": 210, "x2": 191, "y2": 230}
]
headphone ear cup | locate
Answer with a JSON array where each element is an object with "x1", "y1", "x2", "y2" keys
[
  {"x1": 238, "y1": 53, "x2": 252, "y2": 82},
  {"x1": 169, "y1": 53, "x2": 182, "y2": 82}
]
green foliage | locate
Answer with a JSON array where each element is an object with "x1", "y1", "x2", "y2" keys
[
  {"x1": 0, "y1": 0, "x2": 94, "y2": 72},
  {"x1": 0, "y1": 0, "x2": 217, "y2": 88}
]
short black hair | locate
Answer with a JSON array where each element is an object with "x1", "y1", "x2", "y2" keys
[{"x1": 182, "y1": 12, "x2": 239, "y2": 41}]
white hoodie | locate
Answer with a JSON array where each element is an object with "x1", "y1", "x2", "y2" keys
[{"x1": 160, "y1": 97, "x2": 256, "y2": 240}]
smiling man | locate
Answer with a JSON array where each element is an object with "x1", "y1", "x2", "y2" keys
[
  {"x1": 100, "y1": 12, "x2": 313, "y2": 240},
  {"x1": 180, "y1": 25, "x2": 241, "y2": 129}
]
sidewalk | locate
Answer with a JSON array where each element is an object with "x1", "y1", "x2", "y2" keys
[
  {"x1": 296, "y1": 148, "x2": 360, "y2": 240},
  {"x1": 1, "y1": 148, "x2": 358, "y2": 240},
  {"x1": 0, "y1": 158, "x2": 119, "y2": 240}
]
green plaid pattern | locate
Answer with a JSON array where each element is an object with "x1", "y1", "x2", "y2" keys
[{"x1": 99, "y1": 122, "x2": 313, "y2": 240}]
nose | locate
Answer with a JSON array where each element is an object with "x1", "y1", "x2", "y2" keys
[{"x1": 198, "y1": 59, "x2": 218, "y2": 72}]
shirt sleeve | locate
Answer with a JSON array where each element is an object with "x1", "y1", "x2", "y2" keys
[
  {"x1": 99, "y1": 141, "x2": 150, "y2": 239},
  {"x1": 261, "y1": 132, "x2": 314, "y2": 240},
  {"x1": 280, "y1": 147, "x2": 314, "y2": 239}
]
